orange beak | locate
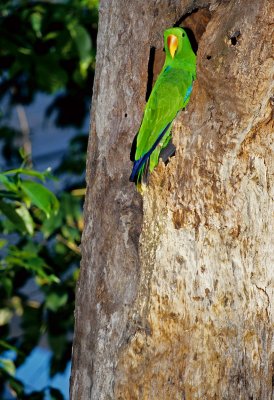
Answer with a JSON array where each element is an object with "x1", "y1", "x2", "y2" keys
[{"x1": 167, "y1": 34, "x2": 178, "y2": 58}]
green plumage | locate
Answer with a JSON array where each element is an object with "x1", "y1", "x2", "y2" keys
[{"x1": 130, "y1": 27, "x2": 196, "y2": 187}]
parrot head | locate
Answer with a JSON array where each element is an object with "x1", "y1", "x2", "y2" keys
[{"x1": 164, "y1": 27, "x2": 194, "y2": 61}]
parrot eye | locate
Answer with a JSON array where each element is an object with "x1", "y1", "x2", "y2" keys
[{"x1": 182, "y1": 33, "x2": 185, "y2": 37}]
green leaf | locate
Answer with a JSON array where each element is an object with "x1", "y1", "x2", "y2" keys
[
  {"x1": 0, "y1": 239, "x2": 7, "y2": 249},
  {"x1": 18, "y1": 47, "x2": 32, "y2": 55},
  {"x1": 15, "y1": 204, "x2": 34, "y2": 235},
  {"x1": 45, "y1": 292, "x2": 68, "y2": 312},
  {"x1": 0, "y1": 308, "x2": 13, "y2": 325},
  {"x1": 61, "y1": 225, "x2": 80, "y2": 241},
  {"x1": 43, "y1": 31, "x2": 59, "y2": 41},
  {"x1": 69, "y1": 24, "x2": 92, "y2": 61},
  {"x1": 41, "y1": 210, "x2": 62, "y2": 238},
  {"x1": 30, "y1": 12, "x2": 42, "y2": 37},
  {"x1": 36, "y1": 274, "x2": 60, "y2": 286},
  {"x1": 3, "y1": 244, "x2": 59, "y2": 284},
  {"x1": 0, "y1": 199, "x2": 27, "y2": 233},
  {"x1": 3, "y1": 167, "x2": 52, "y2": 181},
  {"x1": 0, "y1": 340, "x2": 24, "y2": 355},
  {"x1": 20, "y1": 181, "x2": 59, "y2": 218},
  {"x1": 26, "y1": 256, "x2": 48, "y2": 275},
  {"x1": 0, "y1": 357, "x2": 16, "y2": 376},
  {"x1": 0, "y1": 174, "x2": 17, "y2": 192},
  {"x1": 0, "y1": 276, "x2": 13, "y2": 296}
]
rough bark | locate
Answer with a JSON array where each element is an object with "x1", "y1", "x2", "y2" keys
[{"x1": 70, "y1": 0, "x2": 274, "y2": 399}]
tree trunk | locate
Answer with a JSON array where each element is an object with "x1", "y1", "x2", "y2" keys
[{"x1": 70, "y1": 0, "x2": 273, "y2": 399}]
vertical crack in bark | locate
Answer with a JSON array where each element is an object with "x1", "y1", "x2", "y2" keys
[{"x1": 253, "y1": 283, "x2": 271, "y2": 323}]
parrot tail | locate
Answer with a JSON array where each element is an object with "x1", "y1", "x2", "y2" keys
[{"x1": 129, "y1": 122, "x2": 171, "y2": 183}]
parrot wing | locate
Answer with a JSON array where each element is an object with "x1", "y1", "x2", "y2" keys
[{"x1": 130, "y1": 67, "x2": 193, "y2": 182}]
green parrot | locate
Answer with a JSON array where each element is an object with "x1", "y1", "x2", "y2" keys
[{"x1": 129, "y1": 27, "x2": 196, "y2": 189}]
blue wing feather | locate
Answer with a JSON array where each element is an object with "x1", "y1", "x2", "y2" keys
[
  {"x1": 183, "y1": 84, "x2": 193, "y2": 104},
  {"x1": 129, "y1": 122, "x2": 172, "y2": 182}
]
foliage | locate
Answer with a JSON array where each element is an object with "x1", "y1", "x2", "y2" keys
[
  {"x1": 0, "y1": 0, "x2": 98, "y2": 127},
  {"x1": 0, "y1": 0, "x2": 98, "y2": 397},
  {"x1": 0, "y1": 164, "x2": 83, "y2": 398}
]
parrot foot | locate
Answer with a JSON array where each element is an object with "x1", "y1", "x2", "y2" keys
[{"x1": 159, "y1": 140, "x2": 176, "y2": 163}]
